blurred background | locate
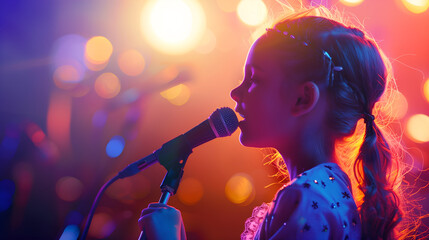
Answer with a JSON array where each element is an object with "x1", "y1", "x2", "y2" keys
[{"x1": 0, "y1": 0, "x2": 429, "y2": 239}]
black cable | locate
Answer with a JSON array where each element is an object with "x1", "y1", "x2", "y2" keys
[{"x1": 79, "y1": 175, "x2": 120, "y2": 240}]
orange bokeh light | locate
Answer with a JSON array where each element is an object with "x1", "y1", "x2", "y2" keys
[
  {"x1": 117, "y1": 49, "x2": 146, "y2": 76},
  {"x1": 85, "y1": 36, "x2": 113, "y2": 65},
  {"x1": 177, "y1": 177, "x2": 204, "y2": 205},
  {"x1": 94, "y1": 72, "x2": 121, "y2": 99},
  {"x1": 55, "y1": 176, "x2": 83, "y2": 202},
  {"x1": 406, "y1": 114, "x2": 429, "y2": 143}
]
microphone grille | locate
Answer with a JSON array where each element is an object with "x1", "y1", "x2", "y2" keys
[{"x1": 209, "y1": 107, "x2": 239, "y2": 137}]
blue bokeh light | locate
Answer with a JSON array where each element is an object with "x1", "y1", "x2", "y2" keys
[
  {"x1": 0, "y1": 179, "x2": 16, "y2": 212},
  {"x1": 106, "y1": 135, "x2": 125, "y2": 158},
  {"x1": 59, "y1": 224, "x2": 80, "y2": 240}
]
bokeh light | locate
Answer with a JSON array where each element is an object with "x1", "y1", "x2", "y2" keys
[
  {"x1": 194, "y1": 29, "x2": 217, "y2": 54},
  {"x1": 47, "y1": 92, "x2": 71, "y2": 151},
  {"x1": 0, "y1": 179, "x2": 15, "y2": 212},
  {"x1": 92, "y1": 110, "x2": 108, "y2": 128},
  {"x1": 237, "y1": 0, "x2": 268, "y2": 26},
  {"x1": 51, "y1": 34, "x2": 86, "y2": 69},
  {"x1": 406, "y1": 114, "x2": 429, "y2": 143},
  {"x1": 56, "y1": 176, "x2": 84, "y2": 202},
  {"x1": 423, "y1": 78, "x2": 429, "y2": 102},
  {"x1": 339, "y1": 0, "x2": 365, "y2": 7},
  {"x1": 401, "y1": 0, "x2": 429, "y2": 14},
  {"x1": 117, "y1": 49, "x2": 146, "y2": 76},
  {"x1": 160, "y1": 84, "x2": 191, "y2": 106},
  {"x1": 88, "y1": 212, "x2": 116, "y2": 239},
  {"x1": 26, "y1": 122, "x2": 46, "y2": 146},
  {"x1": 225, "y1": 173, "x2": 254, "y2": 204},
  {"x1": 85, "y1": 36, "x2": 113, "y2": 65},
  {"x1": 94, "y1": 72, "x2": 121, "y2": 99},
  {"x1": 106, "y1": 135, "x2": 125, "y2": 158},
  {"x1": 59, "y1": 225, "x2": 80, "y2": 240},
  {"x1": 177, "y1": 177, "x2": 204, "y2": 205},
  {"x1": 140, "y1": 0, "x2": 206, "y2": 55}
]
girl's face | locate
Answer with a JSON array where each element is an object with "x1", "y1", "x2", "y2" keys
[{"x1": 230, "y1": 36, "x2": 298, "y2": 148}]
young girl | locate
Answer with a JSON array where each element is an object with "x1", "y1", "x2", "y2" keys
[{"x1": 138, "y1": 8, "x2": 406, "y2": 240}]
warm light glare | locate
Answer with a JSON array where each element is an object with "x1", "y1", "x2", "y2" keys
[
  {"x1": 406, "y1": 114, "x2": 429, "y2": 143},
  {"x1": 47, "y1": 92, "x2": 71, "y2": 150},
  {"x1": 194, "y1": 29, "x2": 217, "y2": 54},
  {"x1": 216, "y1": 0, "x2": 240, "y2": 12},
  {"x1": 141, "y1": 0, "x2": 206, "y2": 55},
  {"x1": 94, "y1": 72, "x2": 121, "y2": 99},
  {"x1": 160, "y1": 84, "x2": 191, "y2": 106},
  {"x1": 56, "y1": 176, "x2": 83, "y2": 202},
  {"x1": 225, "y1": 173, "x2": 253, "y2": 204},
  {"x1": 117, "y1": 49, "x2": 146, "y2": 76},
  {"x1": 237, "y1": 0, "x2": 268, "y2": 26},
  {"x1": 389, "y1": 90, "x2": 408, "y2": 120},
  {"x1": 340, "y1": 0, "x2": 365, "y2": 7},
  {"x1": 177, "y1": 177, "x2": 204, "y2": 205},
  {"x1": 401, "y1": 0, "x2": 429, "y2": 14},
  {"x1": 424, "y1": 78, "x2": 429, "y2": 102},
  {"x1": 85, "y1": 36, "x2": 113, "y2": 65}
]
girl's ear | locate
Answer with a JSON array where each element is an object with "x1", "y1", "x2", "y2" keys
[{"x1": 291, "y1": 81, "x2": 320, "y2": 116}]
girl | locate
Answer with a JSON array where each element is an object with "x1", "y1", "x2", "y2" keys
[{"x1": 139, "y1": 7, "x2": 406, "y2": 240}]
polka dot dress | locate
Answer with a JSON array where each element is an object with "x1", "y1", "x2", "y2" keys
[{"x1": 242, "y1": 163, "x2": 361, "y2": 240}]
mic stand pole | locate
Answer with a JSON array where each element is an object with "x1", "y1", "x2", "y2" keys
[{"x1": 139, "y1": 135, "x2": 192, "y2": 240}]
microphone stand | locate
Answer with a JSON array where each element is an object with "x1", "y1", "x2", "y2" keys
[{"x1": 138, "y1": 135, "x2": 192, "y2": 240}]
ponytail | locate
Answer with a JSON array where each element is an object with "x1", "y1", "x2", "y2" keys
[{"x1": 355, "y1": 116, "x2": 402, "y2": 239}]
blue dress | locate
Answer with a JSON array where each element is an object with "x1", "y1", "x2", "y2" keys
[{"x1": 242, "y1": 163, "x2": 362, "y2": 240}]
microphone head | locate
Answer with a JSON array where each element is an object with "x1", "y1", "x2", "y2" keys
[{"x1": 209, "y1": 107, "x2": 239, "y2": 137}]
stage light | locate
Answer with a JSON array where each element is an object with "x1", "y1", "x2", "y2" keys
[
  {"x1": 225, "y1": 173, "x2": 254, "y2": 204},
  {"x1": 237, "y1": 0, "x2": 268, "y2": 26},
  {"x1": 47, "y1": 92, "x2": 71, "y2": 151},
  {"x1": 56, "y1": 176, "x2": 83, "y2": 202},
  {"x1": 85, "y1": 36, "x2": 113, "y2": 65},
  {"x1": 177, "y1": 177, "x2": 204, "y2": 205},
  {"x1": 160, "y1": 84, "x2": 191, "y2": 106},
  {"x1": 406, "y1": 114, "x2": 429, "y2": 143},
  {"x1": 51, "y1": 34, "x2": 86, "y2": 69},
  {"x1": 94, "y1": 72, "x2": 121, "y2": 99},
  {"x1": 106, "y1": 135, "x2": 125, "y2": 158},
  {"x1": 53, "y1": 64, "x2": 83, "y2": 90},
  {"x1": 339, "y1": 0, "x2": 364, "y2": 7},
  {"x1": 59, "y1": 225, "x2": 80, "y2": 240},
  {"x1": 117, "y1": 49, "x2": 146, "y2": 76},
  {"x1": 401, "y1": 0, "x2": 429, "y2": 14},
  {"x1": 424, "y1": 78, "x2": 429, "y2": 102},
  {"x1": 140, "y1": 0, "x2": 206, "y2": 55}
]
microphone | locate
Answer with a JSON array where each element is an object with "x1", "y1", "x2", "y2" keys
[{"x1": 117, "y1": 107, "x2": 239, "y2": 179}]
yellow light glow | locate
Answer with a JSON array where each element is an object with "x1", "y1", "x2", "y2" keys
[
  {"x1": 56, "y1": 176, "x2": 83, "y2": 202},
  {"x1": 216, "y1": 0, "x2": 241, "y2": 12},
  {"x1": 402, "y1": 0, "x2": 429, "y2": 14},
  {"x1": 177, "y1": 177, "x2": 204, "y2": 205},
  {"x1": 160, "y1": 84, "x2": 191, "y2": 106},
  {"x1": 424, "y1": 78, "x2": 429, "y2": 102},
  {"x1": 140, "y1": 0, "x2": 206, "y2": 55},
  {"x1": 194, "y1": 29, "x2": 217, "y2": 54},
  {"x1": 406, "y1": 114, "x2": 429, "y2": 143},
  {"x1": 225, "y1": 173, "x2": 254, "y2": 204},
  {"x1": 94, "y1": 72, "x2": 121, "y2": 99},
  {"x1": 85, "y1": 36, "x2": 113, "y2": 65},
  {"x1": 117, "y1": 49, "x2": 146, "y2": 76},
  {"x1": 340, "y1": 0, "x2": 365, "y2": 7},
  {"x1": 237, "y1": 0, "x2": 268, "y2": 26}
]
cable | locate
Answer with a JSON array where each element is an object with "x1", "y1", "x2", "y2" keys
[{"x1": 79, "y1": 175, "x2": 120, "y2": 240}]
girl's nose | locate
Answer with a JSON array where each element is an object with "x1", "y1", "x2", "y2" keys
[{"x1": 230, "y1": 85, "x2": 242, "y2": 103}]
